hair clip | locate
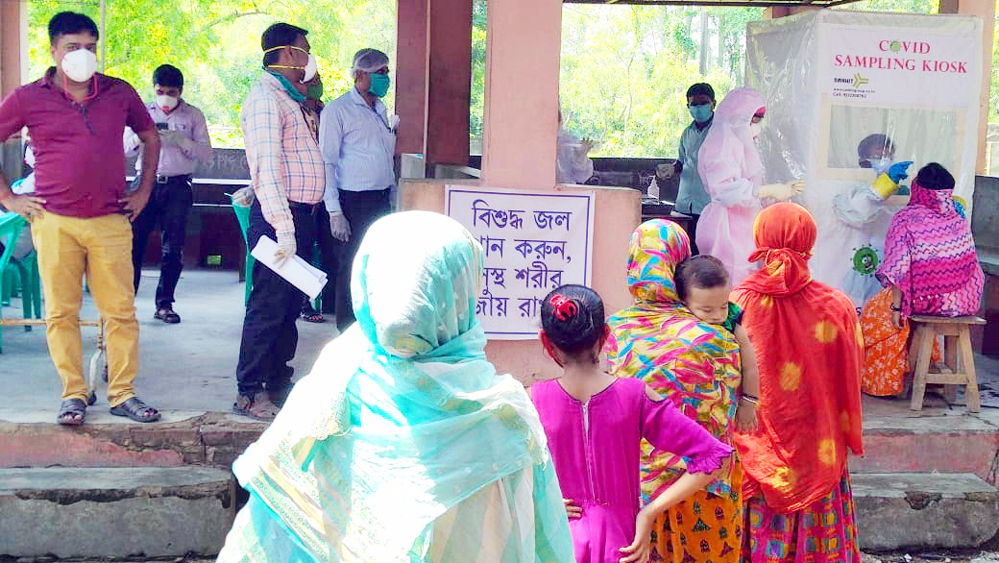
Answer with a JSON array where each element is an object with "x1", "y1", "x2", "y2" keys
[{"x1": 549, "y1": 294, "x2": 578, "y2": 321}]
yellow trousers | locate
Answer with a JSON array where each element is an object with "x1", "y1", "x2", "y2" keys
[{"x1": 31, "y1": 212, "x2": 139, "y2": 407}]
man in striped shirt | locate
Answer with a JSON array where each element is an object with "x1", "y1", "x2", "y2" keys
[{"x1": 234, "y1": 22, "x2": 323, "y2": 420}]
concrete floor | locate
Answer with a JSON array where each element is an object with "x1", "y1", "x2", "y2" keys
[
  {"x1": 1, "y1": 269, "x2": 339, "y2": 417},
  {"x1": 2, "y1": 268, "x2": 997, "y2": 420}
]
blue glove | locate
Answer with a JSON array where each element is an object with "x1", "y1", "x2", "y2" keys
[{"x1": 888, "y1": 161, "x2": 913, "y2": 184}]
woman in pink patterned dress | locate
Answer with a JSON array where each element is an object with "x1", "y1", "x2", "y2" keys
[
  {"x1": 533, "y1": 284, "x2": 734, "y2": 563},
  {"x1": 860, "y1": 163, "x2": 984, "y2": 396}
]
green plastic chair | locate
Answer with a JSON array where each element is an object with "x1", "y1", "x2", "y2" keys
[
  {"x1": 229, "y1": 196, "x2": 255, "y2": 306},
  {"x1": 228, "y1": 195, "x2": 323, "y2": 311},
  {"x1": 0, "y1": 210, "x2": 42, "y2": 353}
]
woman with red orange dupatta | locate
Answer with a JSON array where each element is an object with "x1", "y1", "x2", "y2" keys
[{"x1": 731, "y1": 203, "x2": 865, "y2": 562}]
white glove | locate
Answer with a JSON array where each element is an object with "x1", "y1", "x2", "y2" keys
[
  {"x1": 161, "y1": 130, "x2": 194, "y2": 152},
  {"x1": 274, "y1": 230, "x2": 297, "y2": 265},
  {"x1": 230, "y1": 186, "x2": 255, "y2": 207},
  {"x1": 329, "y1": 212, "x2": 351, "y2": 243},
  {"x1": 757, "y1": 180, "x2": 805, "y2": 201},
  {"x1": 159, "y1": 130, "x2": 180, "y2": 145}
]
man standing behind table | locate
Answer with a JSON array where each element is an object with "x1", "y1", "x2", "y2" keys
[
  {"x1": 125, "y1": 64, "x2": 212, "y2": 324},
  {"x1": 233, "y1": 22, "x2": 324, "y2": 420},
  {"x1": 0, "y1": 12, "x2": 161, "y2": 425},
  {"x1": 320, "y1": 48, "x2": 397, "y2": 332},
  {"x1": 660, "y1": 82, "x2": 716, "y2": 255}
]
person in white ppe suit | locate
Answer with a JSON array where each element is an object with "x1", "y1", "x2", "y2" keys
[
  {"x1": 556, "y1": 109, "x2": 594, "y2": 184},
  {"x1": 696, "y1": 87, "x2": 801, "y2": 284},
  {"x1": 807, "y1": 134, "x2": 912, "y2": 311},
  {"x1": 320, "y1": 48, "x2": 397, "y2": 331}
]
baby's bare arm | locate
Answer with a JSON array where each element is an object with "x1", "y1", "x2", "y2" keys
[{"x1": 733, "y1": 324, "x2": 760, "y2": 397}]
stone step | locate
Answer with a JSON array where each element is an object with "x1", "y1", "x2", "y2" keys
[
  {"x1": 0, "y1": 466, "x2": 235, "y2": 559},
  {"x1": 853, "y1": 406, "x2": 999, "y2": 480},
  {"x1": 853, "y1": 472, "x2": 999, "y2": 551},
  {"x1": 0, "y1": 410, "x2": 266, "y2": 470}
]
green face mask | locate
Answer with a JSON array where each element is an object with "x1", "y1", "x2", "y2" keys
[
  {"x1": 367, "y1": 73, "x2": 390, "y2": 98},
  {"x1": 307, "y1": 81, "x2": 324, "y2": 101}
]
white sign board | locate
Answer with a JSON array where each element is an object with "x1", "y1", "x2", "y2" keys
[
  {"x1": 822, "y1": 25, "x2": 979, "y2": 106},
  {"x1": 446, "y1": 187, "x2": 595, "y2": 340}
]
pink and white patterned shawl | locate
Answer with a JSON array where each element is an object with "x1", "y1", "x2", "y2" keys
[{"x1": 876, "y1": 181, "x2": 984, "y2": 318}]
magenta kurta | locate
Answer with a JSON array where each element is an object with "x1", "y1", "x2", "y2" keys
[{"x1": 532, "y1": 377, "x2": 733, "y2": 563}]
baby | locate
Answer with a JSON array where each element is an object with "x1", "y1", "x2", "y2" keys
[{"x1": 675, "y1": 255, "x2": 760, "y2": 433}]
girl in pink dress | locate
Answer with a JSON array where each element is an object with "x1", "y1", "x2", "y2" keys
[{"x1": 533, "y1": 284, "x2": 735, "y2": 563}]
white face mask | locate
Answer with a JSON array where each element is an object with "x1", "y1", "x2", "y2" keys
[
  {"x1": 749, "y1": 122, "x2": 763, "y2": 140},
  {"x1": 264, "y1": 45, "x2": 316, "y2": 84},
  {"x1": 61, "y1": 49, "x2": 98, "y2": 83},
  {"x1": 867, "y1": 157, "x2": 893, "y2": 175},
  {"x1": 301, "y1": 54, "x2": 317, "y2": 84},
  {"x1": 155, "y1": 94, "x2": 179, "y2": 112}
]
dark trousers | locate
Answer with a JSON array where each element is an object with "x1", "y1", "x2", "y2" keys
[
  {"x1": 335, "y1": 188, "x2": 392, "y2": 330},
  {"x1": 304, "y1": 205, "x2": 339, "y2": 315},
  {"x1": 688, "y1": 213, "x2": 701, "y2": 256},
  {"x1": 131, "y1": 176, "x2": 193, "y2": 309},
  {"x1": 235, "y1": 201, "x2": 317, "y2": 397}
]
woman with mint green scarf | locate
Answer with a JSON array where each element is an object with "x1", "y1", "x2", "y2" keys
[{"x1": 218, "y1": 210, "x2": 573, "y2": 562}]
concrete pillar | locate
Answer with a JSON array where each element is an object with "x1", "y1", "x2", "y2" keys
[
  {"x1": 939, "y1": 0, "x2": 995, "y2": 175},
  {"x1": 400, "y1": 0, "x2": 640, "y2": 384},
  {"x1": 0, "y1": 0, "x2": 26, "y2": 98},
  {"x1": 480, "y1": 0, "x2": 561, "y2": 188},
  {"x1": 395, "y1": 0, "x2": 471, "y2": 166},
  {"x1": 426, "y1": 0, "x2": 472, "y2": 166},
  {"x1": 395, "y1": 0, "x2": 429, "y2": 156},
  {"x1": 0, "y1": 0, "x2": 26, "y2": 176}
]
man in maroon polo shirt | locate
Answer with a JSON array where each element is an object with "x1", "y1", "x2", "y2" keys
[{"x1": 0, "y1": 12, "x2": 162, "y2": 425}]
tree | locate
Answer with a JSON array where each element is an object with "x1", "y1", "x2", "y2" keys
[{"x1": 27, "y1": 0, "x2": 396, "y2": 148}]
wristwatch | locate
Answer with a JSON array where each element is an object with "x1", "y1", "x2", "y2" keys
[{"x1": 890, "y1": 303, "x2": 902, "y2": 312}]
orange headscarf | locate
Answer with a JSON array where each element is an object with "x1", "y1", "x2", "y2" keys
[{"x1": 732, "y1": 203, "x2": 864, "y2": 512}]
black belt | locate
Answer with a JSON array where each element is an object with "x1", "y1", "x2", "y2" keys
[
  {"x1": 156, "y1": 174, "x2": 192, "y2": 184},
  {"x1": 288, "y1": 201, "x2": 319, "y2": 211}
]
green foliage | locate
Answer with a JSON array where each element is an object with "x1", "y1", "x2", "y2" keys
[
  {"x1": 27, "y1": 0, "x2": 395, "y2": 148},
  {"x1": 554, "y1": 5, "x2": 760, "y2": 157},
  {"x1": 28, "y1": 0, "x2": 999, "y2": 154}
]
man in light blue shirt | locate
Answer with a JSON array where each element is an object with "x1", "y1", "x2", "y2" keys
[
  {"x1": 664, "y1": 82, "x2": 715, "y2": 254},
  {"x1": 320, "y1": 48, "x2": 396, "y2": 330}
]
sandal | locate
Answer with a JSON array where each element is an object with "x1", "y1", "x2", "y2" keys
[
  {"x1": 154, "y1": 307, "x2": 181, "y2": 324},
  {"x1": 109, "y1": 397, "x2": 161, "y2": 422},
  {"x1": 301, "y1": 310, "x2": 324, "y2": 323},
  {"x1": 233, "y1": 392, "x2": 280, "y2": 421},
  {"x1": 57, "y1": 398, "x2": 87, "y2": 426}
]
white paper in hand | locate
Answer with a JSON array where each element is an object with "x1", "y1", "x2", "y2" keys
[{"x1": 250, "y1": 236, "x2": 328, "y2": 300}]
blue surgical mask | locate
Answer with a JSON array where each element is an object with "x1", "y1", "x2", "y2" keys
[
  {"x1": 368, "y1": 73, "x2": 390, "y2": 98},
  {"x1": 867, "y1": 157, "x2": 893, "y2": 175},
  {"x1": 689, "y1": 103, "x2": 713, "y2": 124}
]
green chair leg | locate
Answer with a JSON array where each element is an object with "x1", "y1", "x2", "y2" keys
[
  {"x1": 244, "y1": 254, "x2": 255, "y2": 306},
  {"x1": 29, "y1": 253, "x2": 41, "y2": 320}
]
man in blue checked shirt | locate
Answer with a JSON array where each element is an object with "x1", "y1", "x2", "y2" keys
[{"x1": 319, "y1": 48, "x2": 397, "y2": 332}]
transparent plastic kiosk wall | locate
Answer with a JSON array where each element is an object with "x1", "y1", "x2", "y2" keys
[{"x1": 746, "y1": 10, "x2": 982, "y2": 301}]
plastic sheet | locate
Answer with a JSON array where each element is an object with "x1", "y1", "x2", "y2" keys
[{"x1": 747, "y1": 10, "x2": 982, "y2": 308}]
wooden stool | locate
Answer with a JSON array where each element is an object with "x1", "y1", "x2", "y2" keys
[{"x1": 908, "y1": 314, "x2": 986, "y2": 412}]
